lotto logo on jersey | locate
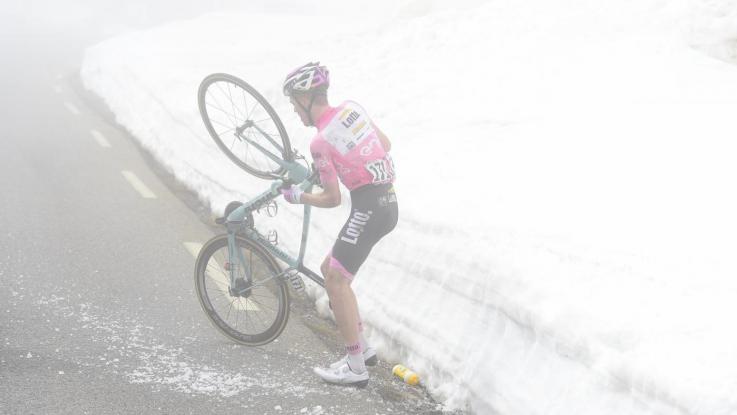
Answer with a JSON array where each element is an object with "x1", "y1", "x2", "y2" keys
[
  {"x1": 340, "y1": 210, "x2": 372, "y2": 245},
  {"x1": 340, "y1": 110, "x2": 361, "y2": 128},
  {"x1": 340, "y1": 108, "x2": 370, "y2": 142}
]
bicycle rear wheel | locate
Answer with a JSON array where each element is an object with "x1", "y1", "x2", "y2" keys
[
  {"x1": 198, "y1": 73, "x2": 292, "y2": 179},
  {"x1": 194, "y1": 234, "x2": 289, "y2": 346}
]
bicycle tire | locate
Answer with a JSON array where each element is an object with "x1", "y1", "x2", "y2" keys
[
  {"x1": 194, "y1": 234, "x2": 290, "y2": 346},
  {"x1": 198, "y1": 73, "x2": 293, "y2": 179}
]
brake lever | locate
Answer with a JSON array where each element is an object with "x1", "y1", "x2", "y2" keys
[{"x1": 278, "y1": 177, "x2": 295, "y2": 190}]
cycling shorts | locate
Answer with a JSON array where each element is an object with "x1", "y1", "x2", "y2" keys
[{"x1": 329, "y1": 183, "x2": 398, "y2": 280}]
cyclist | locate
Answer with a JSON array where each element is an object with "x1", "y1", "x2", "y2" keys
[{"x1": 281, "y1": 62, "x2": 398, "y2": 386}]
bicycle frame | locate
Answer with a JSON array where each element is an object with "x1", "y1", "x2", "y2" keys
[{"x1": 222, "y1": 125, "x2": 326, "y2": 290}]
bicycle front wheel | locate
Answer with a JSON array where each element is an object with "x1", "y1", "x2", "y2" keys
[
  {"x1": 194, "y1": 234, "x2": 290, "y2": 346},
  {"x1": 198, "y1": 73, "x2": 293, "y2": 179}
]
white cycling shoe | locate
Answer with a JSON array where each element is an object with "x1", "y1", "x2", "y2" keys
[
  {"x1": 329, "y1": 346, "x2": 378, "y2": 369},
  {"x1": 314, "y1": 362, "x2": 369, "y2": 387}
]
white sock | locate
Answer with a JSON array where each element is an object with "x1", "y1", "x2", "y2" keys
[{"x1": 346, "y1": 342, "x2": 366, "y2": 373}]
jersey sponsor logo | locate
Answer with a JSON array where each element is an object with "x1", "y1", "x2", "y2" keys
[
  {"x1": 351, "y1": 121, "x2": 367, "y2": 135},
  {"x1": 340, "y1": 210, "x2": 372, "y2": 245},
  {"x1": 359, "y1": 137, "x2": 381, "y2": 156},
  {"x1": 323, "y1": 104, "x2": 374, "y2": 155},
  {"x1": 335, "y1": 161, "x2": 351, "y2": 175},
  {"x1": 378, "y1": 193, "x2": 397, "y2": 207},
  {"x1": 340, "y1": 110, "x2": 361, "y2": 129}
]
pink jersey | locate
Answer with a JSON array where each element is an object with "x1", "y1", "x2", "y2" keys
[{"x1": 310, "y1": 101, "x2": 395, "y2": 191}]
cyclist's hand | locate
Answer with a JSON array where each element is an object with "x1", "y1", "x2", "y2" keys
[{"x1": 280, "y1": 185, "x2": 303, "y2": 204}]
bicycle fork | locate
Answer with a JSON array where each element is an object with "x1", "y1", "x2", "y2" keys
[{"x1": 226, "y1": 231, "x2": 253, "y2": 297}]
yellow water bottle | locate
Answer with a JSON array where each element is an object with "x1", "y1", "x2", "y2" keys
[{"x1": 392, "y1": 364, "x2": 420, "y2": 385}]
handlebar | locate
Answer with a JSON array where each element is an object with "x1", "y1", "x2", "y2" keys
[{"x1": 217, "y1": 165, "x2": 318, "y2": 227}]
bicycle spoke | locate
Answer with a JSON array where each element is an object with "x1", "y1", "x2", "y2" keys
[
  {"x1": 205, "y1": 90, "x2": 232, "y2": 115},
  {"x1": 225, "y1": 297, "x2": 235, "y2": 321},
  {"x1": 204, "y1": 271, "x2": 228, "y2": 286},
  {"x1": 231, "y1": 82, "x2": 251, "y2": 122},
  {"x1": 206, "y1": 105, "x2": 239, "y2": 131},
  {"x1": 214, "y1": 82, "x2": 237, "y2": 120},
  {"x1": 235, "y1": 297, "x2": 244, "y2": 331},
  {"x1": 209, "y1": 117, "x2": 236, "y2": 131},
  {"x1": 249, "y1": 296, "x2": 277, "y2": 313},
  {"x1": 250, "y1": 290, "x2": 278, "y2": 301},
  {"x1": 204, "y1": 93, "x2": 233, "y2": 119},
  {"x1": 207, "y1": 90, "x2": 240, "y2": 127},
  {"x1": 250, "y1": 299, "x2": 268, "y2": 329},
  {"x1": 208, "y1": 290, "x2": 233, "y2": 303},
  {"x1": 245, "y1": 300, "x2": 264, "y2": 331},
  {"x1": 217, "y1": 127, "x2": 236, "y2": 137},
  {"x1": 206, "y1": 103, "x2": 236, "y2": 125},
  {"x1": 230, "y1": 134, "x2": 239, "y2": 153},
  {"x1": 215, "y1": 83, "x2": 241, "y2": 123},
  {"x1": 248, "y1": 98, "x2": 260, "y2": 123},
  {"x1": 251, "y1": 287, "x2": 279, "y2": 311},
  {"x1": 225, "y1": 82, "x2": 248, "y2": 124},
  {"x1": 205, "y1": 265, "x2": 227, "y2": 280},
  {"x1": 241, "y1": 88, "x2": 251, "y2": 120}
]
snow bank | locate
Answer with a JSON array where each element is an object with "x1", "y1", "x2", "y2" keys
[
  {"x1": 689, "y1": 0, "x2": 737, "y2": 62},
  {"x1": 81, "y1": 1, "x2": 737, "y2": 413}
]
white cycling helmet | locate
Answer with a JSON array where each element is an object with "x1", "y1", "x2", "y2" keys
[{"x1": 282, "y1": 62, "x2": 330, "y2": 96}]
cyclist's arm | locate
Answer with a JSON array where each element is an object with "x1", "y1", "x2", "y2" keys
[
  {"x1": 301, "y1": 178, "x2": 340, "y2": 208},
  {"x1": 307, "y1": 138, "x2": 342, "y2": 208},
  {"x1": 372, "y1": 122, "x2": 391, "y2": 152}
]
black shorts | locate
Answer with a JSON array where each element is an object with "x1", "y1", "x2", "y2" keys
[{"x1": 329, "y1": 183, "x2": 398, "y2": 280}]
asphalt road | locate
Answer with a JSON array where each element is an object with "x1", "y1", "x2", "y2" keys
[{"x1": 0, "y1": 5, "x2": 447, "y2": 414}]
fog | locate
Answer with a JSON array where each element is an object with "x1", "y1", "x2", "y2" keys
[
  {"x1": 0, "y1": 0, "x2": 368, "y2": 127},
  {"x1": 0, "y1": 0, "x2": 489, "y2": 75},
  {"x1": 2, "y1": 1, "x2": 273, "y2": 73},
  {"x1": 6, "y1": 1, "x2": 737, "y2": 412},
  {"x1": 3, "y1": 0, "x2": 385, "y2": 83}
]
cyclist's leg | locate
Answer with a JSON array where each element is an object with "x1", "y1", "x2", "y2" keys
[
  {"x1": 317, "y1": 189, "x2": 398, "y2": 378},
  {"x1": 315, "y1": 252, "x2": 368, "y2": 383},
  {"x1": 323, "y1": 254, "x2": 368, "y2": 337},
  {"x1": 325, "y1": 226, "x2": 381, "y2": 367},
  {"x1": 322, "y1": 253, "x2": 376, "y2": 368},
  {"x1": 326, "y1": 194, "x2": 399, "y2": 319},
  {"x1": 324, "y1": 265, "x2": 362, "y2": 356}
]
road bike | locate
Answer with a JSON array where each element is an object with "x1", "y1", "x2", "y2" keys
[{"x1": 194, "y1": 73, "x2": 326, "y2": 346}]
